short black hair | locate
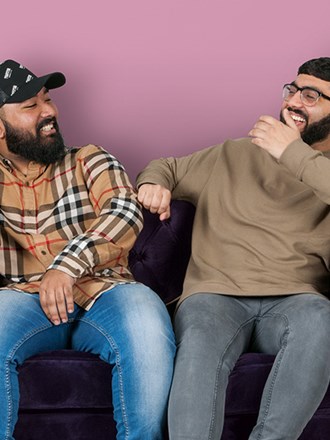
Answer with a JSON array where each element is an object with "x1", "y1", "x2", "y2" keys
[{"x1": 298, "y1": 57, "x2": 330, "y2": 82}]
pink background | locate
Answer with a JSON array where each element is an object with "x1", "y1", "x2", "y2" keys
[{"x1": 2, "y1": 0, "x2": 330, "y2": 180}]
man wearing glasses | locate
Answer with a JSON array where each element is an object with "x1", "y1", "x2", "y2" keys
[{"x1": 136, "y1": 57, "x2": 330, "y2": 439}]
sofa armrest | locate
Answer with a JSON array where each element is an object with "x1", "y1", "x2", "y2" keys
[{"x1": 129, "y1": 200, "x2": 195, "y2": 305}]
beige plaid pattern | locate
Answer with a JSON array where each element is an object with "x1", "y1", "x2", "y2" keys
[{"x1": 0, "y1": 144, "x2": 143, "y2": 310}]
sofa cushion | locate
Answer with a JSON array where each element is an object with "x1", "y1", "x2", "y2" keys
[
  {"x1": 18, "y1": 350, "x2": 113, "y2": 410},
  {"x1": 223, "y1": 353, "x2": 330, "y2": 440}
]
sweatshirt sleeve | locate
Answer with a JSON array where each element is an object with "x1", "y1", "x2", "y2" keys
[
  {"x1": 279, "y1": 139, "x2": 330, "y2": 205},
  {"x1": 136, "y1": 144, "x2": 221, "y2": 202}
]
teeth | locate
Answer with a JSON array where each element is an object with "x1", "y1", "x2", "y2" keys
[
  {"x1": 291, "y1": 115, "x2": 305, "y2": 123},
  {"x1": 40, "y1": 123, "x2": 53, "y2": 132}
]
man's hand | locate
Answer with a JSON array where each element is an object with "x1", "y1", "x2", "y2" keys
[
  {"x1": 137, "y1": 184, "x2": 171, "y2": 221},
  {"x1": 249, "y1": 109, "x2": 301, "y2": 160},
  {"x1": 39, "y1": 269, "x2": 75, "y2": 325}
]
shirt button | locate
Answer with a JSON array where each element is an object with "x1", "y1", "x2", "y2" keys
[{"x1": 41, "y1": 250, "x2": 47, "y2": 255}]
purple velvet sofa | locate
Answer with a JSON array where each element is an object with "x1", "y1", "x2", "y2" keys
[{"x1": 14, "y1": 200, "x2": 330, "y2": 439}]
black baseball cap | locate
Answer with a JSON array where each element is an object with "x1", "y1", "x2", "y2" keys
[{"x1": 0, "y1": 59, "x2": 66, "y2": 108}]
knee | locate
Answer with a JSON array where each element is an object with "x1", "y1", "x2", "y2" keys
[{"x1": 110, "y1": 285, "x2": 176, "y2": 362}]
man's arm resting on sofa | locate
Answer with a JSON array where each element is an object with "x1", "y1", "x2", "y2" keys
[{"x1": 138, "y1": 183, "x2": 172, "y2": 221}]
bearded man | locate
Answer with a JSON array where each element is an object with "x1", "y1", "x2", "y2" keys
[
  {"x1": 136, "y1": 57, "x2": 330, "y2": 440},
  {"x1": 0, "y1": 59, "x2": 175, "y2": 440}
]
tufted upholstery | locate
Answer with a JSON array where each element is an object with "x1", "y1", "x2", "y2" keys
[
  {"x1": 13, "y1": 200, "x2": 330, "y2": 439},
  {"x1": 128, "y1": 200, "x2": 195, "y2": 306}
]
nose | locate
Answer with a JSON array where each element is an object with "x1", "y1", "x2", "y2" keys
[
  {"x1": 40, "y1": 101, "x2": 57, "y2": 119},
  {"x1": 286, "y1": 90, "x2": 304, "y2": 108}
]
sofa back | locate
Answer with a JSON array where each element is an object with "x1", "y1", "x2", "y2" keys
[{"x1": 129, "y1": 200, "x2": 195, "y2": 306}]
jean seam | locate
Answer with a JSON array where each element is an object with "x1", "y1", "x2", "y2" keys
[
  {"x1": 5, "y1": 322, "x2": 53, "y2": 440},
  {"x1": 208, "y1": 317, "x2": 255, "y2": 440},
  {"x1": 255, "y1": 312, "x2": 290, "y2": 440},
  {"x1": 76, "y1": 317, "x2": 129, "y2": 440}
]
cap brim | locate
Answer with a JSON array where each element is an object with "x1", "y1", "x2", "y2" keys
[{"x1": 6, "y1": 72, "x2": 66, "y2": 104}]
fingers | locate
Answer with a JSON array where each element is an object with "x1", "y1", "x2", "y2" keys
[
  {"x1": 281, "y1": 108, "x2": 297, "y2": 129},
  {"x1": 138, "y1": 184, "x2": 171, "y2": 220},
  {"x1": 39, "y1": 270, "x2": 75, "y2": 325},
  {"x1": 249, "y1": 115, "x2": 278, "y2": 137},
  {"x1": 40, "y1": 288, "x2": 74, "y2": 325},
  {"x1": 248, "y1": 113, "x2": 301, "y2": 160}
]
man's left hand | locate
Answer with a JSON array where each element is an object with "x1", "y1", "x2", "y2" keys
[{"x1": 249, "y1": 109, "x2": 301, "y2": 160}]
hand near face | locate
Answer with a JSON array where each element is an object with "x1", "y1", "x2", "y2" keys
[
  {"x1": 249, "y1": 109, "x2": 301, "y2": 159},
  {"x1": 39, "y1": 269, "x2": 75, "y2": 325}
]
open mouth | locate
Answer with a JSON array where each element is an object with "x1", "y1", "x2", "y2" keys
[
  {"x1": 40, "y1": 123, "x2": 54, "y2": 132},
  {"x1": 289, "y1": 111, "x2": 307, "y2": 128},
  {"x1": 38, "y1": 119, "x2": 57, "y2": 136}
]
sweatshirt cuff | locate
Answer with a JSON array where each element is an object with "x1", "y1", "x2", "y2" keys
[
  {"x1": 136, "y1": 176, "x2": 172, "y2": 190},
  {"x1": 279, "y1": 139, "x2": 322, "y2": 179}
]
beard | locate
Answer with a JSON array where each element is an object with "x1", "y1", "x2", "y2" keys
[
  {"x1": 280, "y1": 107, "x2": 330, "y2": 146},
  {"x1": 2, "y1": 117, "x2": 67, "y2": 165}
]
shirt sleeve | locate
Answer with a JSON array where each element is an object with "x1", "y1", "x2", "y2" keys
[
  {"x1": 47, "y1": 146, "x2": 143, "y2": 279},
  {"x1": 279, "y1": 139, "x2": 330, "y2": 205}
]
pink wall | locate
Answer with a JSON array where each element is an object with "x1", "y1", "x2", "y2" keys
[{"x1": 2, "y1": 0, "x2": 329, "y2": 180}]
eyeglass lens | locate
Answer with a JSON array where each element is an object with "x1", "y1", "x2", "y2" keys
[{"x1": 283, "y1": 85, "x2": 319, "y2": 105}]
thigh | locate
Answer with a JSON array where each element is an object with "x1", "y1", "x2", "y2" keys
[
  {"x1": 249, "y1": 294, "x2": 330, "y2": 440},
  {"x1": 169, "y1": 293, "x2": 255, "y2": 440},
  {"x1": 0, "y1": 289, "x2": 70, "y2": 364},
  {"x1": 252, "y1": 293, "x2": 330, "y2": 355},
  {"x1": 174, "y1": 293, "x2": 255, "y2": 356},
  {"x1": 71, "y1": 282, "x2": 175, "y2": 360},
  {"x1": 71, "y1": 283, "x2": 176, "y2": 439}
]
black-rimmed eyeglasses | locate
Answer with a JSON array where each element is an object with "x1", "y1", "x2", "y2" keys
[{"x1": 282, "y1": 83, "x2": 330, "y2": 106}]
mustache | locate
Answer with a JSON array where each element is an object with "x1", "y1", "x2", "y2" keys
[
  {"x1": 287, "y1": 107, "x2": 308, "y2": 120},
  {"x1": 37, "y1": 117, "x2": 58, "y2": 132}
]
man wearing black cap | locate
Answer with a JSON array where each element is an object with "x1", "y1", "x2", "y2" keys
[{"x1": 0, "y1": 59, "x2": 175, "y2": 440}]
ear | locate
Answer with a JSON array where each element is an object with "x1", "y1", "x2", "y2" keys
[{"x1": 0, "y1": 118, "x2": 6, "y2": 139}]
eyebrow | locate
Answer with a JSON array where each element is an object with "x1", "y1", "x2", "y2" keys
[{"x1": 291, "y1": 81, "x2": 322, "y2": 93}]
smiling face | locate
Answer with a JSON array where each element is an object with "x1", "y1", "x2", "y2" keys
[
  {"x1": 280, "y1": 74, "x2": 330, "y2": 147},
  {"x1": 0, "y1": 87, "x2": 66, "y2": 166}
]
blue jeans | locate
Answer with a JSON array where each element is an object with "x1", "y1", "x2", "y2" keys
[
  {"x1": 0, "y1": 283, "x2": 176, "y2": 440},
  {"x1": 168, "y1": 293, "x2": 330, "y2": 440}
]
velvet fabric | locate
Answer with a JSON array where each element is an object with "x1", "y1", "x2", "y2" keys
[{"x1": 13, "y1": 200, "x2": 330, "y2": 439}]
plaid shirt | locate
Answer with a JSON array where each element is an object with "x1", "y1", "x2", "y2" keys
[{"x1": 0, "y1": 144, "x2": 143, "y2": 310}]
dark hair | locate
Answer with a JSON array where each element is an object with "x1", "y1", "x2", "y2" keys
[{"x1": 298, "y1": 57, "x2": 330, "y2": 82}]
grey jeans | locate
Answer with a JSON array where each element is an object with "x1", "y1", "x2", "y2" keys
[{"x1": 168, "y1": 293, "x2": 330, "y2": 440}]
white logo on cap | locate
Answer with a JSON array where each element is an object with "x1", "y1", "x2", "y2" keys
[
  {"x1": 11, "y1": 85, "x2": 19, "y2": 96},
  {"x1": 4, "y1": 68, "x2": 12, "y2": 79},
  {"x1": 26, "y1": 75, "x2": 33, "y2": 83}
]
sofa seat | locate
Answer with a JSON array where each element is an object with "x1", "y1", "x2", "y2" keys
[
  {"x1": 14, "y1": 351, "x2": 330, "y2": 439},
  {"x1": 223, "y1": 353, "x2": 330, "y2": 439},
  {"x1": 15, "y1": 350, "x2": 115, "y2": 440}
]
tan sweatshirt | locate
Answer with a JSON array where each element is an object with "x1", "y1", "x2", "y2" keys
[{"x1": 136, "y1": 138, "x2": 330, "y2": 306}]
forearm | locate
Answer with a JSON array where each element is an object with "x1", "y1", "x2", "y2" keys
[
  {"x1": 47, "y1": 195, "x2": 143, "y2": 278},
  {"x1": 49, "y1": 146, "x2": 144, "y2": 278},
  {"x1": 279, "y1": 140, "x2": 330, "y2": 204},
  {"x1": 136, "y1": 157, "x2": 180, "y2": 191},
  {"x1": 136, "y1": 144, "x2": 221, "y2": 198}
]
